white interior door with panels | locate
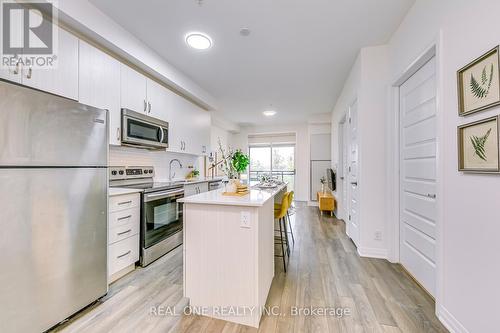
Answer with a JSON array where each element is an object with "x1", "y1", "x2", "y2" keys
[
  {"x1": 399, "y1": 57, "x2": 437, "y2": 297},
  {"x1": 347, "y1": 101, "x2": 359, "y2": 247},
  {"x1": 340, "y1": 120, "x2": 349, "y2": 221}
]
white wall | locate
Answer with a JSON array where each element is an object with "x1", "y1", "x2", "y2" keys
[
  {"x1": 387, "y1": 1, "x2": 500, "y2": 332},
  {"x1": 331, "y1": 46, "x2": 390, "y2": 257},
  {"x1": 232, "y1": 124, "x2": 310, "y2": 202},
  {"x1": 109, "y1": 146, "x2": 200, "y2": 181}
]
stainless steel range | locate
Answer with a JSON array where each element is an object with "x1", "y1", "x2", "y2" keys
[{"x1": 110, "y1": 166, "x2": 184, "y2": 266}]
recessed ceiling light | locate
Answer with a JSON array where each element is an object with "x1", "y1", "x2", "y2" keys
[
  {"x1": 185, "y1": 32, "x2": 212, "y2": 50},
  {"x1": 263, "y1": 110, "x2": 277, "y2": 117}
]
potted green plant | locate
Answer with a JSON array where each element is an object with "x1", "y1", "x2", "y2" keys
[{"x1": 217, "y1": 139, "x2": 250, "y2": 193}]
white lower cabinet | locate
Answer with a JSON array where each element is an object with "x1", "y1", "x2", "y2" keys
[
  {"x1": 108, "y1": 192, "x2": 140, "y2": 283},
  {"x1": 184, "y1": 182, "x2": 209, "y2": 197}
]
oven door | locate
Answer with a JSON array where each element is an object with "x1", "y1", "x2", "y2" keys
[
  {"x1": 121, "y1": 110, "x2": 169, "y2": 149},
  {"x1": 143, "y1": 188, "x2": 184, "y2": 249}
]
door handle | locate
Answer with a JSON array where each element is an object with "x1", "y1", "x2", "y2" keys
[
  {"x1": 117, "y1": 215, "x2": 132, "y2": 221},
  {"x1": 144, "y1": 100, "x2": 147, "y2": 112},
  {"x1": 350, "y1": 182, "x2": 358, "y2": 186},
  {"x1": 116, "y1": 127, "x2": 121, "y2": 141},
  {"x1": 117, "y1": 200, "x2": 132, "y2": 205},
  {"x1": 427, "y1": 194, "x2": 436, "y2": 199},
  {"x1": 148, "y1": 102, "x2": 151, "y2": 113},
  {"x1": 26, "y1": 66, "x2": 32, "y2": 79},
  {"x1": 117, "y1": 250, "x2": 131, "y2": 259},
  {"x1": 13, "y1": 57, "x2": 21, "y2": 74},
  {"x1": 117, "y1": 229, "x2": 132, "y2": 236}
]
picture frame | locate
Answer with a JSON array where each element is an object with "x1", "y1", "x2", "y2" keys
[
  {"x1": 457, "y1": 46, "x2": 500, "y2": 116},
  {"x1": 458, "y1": 116, "x2": 499, "y2": 172}
]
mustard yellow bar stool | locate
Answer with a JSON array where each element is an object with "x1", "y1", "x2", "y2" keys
[{"x1": 274, "y1": 192, "x2": 290, "y2": 272}]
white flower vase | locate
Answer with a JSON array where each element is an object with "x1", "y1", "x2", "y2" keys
[{"x1": 226, "y1": 179, "x2": 237, "y2": 193}]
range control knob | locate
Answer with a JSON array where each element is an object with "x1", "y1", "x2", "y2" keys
[
  {"x1": 111, "y1": 170, "x2": 117, "y2": 176},
  {"x1": 149, "y1": 169, "x2": 154, "y2": 174},
  {"x1": 118, "y1": 170, "x2": 124, "y2": 175}
]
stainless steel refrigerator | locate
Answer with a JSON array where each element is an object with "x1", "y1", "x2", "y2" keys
[{"x1": 0, "y1": 81, "x2": 108, "y2": 332}]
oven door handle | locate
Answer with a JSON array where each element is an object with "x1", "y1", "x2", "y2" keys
[{"x1": 144, "y1": 188, "x2": 184, "y2": 202}]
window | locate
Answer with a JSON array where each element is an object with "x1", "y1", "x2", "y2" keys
[{"x1": 248, "y1": 144, "x2": 295, "y2": 191}]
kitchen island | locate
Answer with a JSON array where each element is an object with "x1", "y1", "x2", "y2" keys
[{"x1": 179, "y1": 183, "x2": 287, "y2": 328}]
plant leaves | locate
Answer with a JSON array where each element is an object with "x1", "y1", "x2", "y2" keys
[
  {"x1": 470, "y1": 63, "x2": 495, "y2": 99},
  {"x1": 470, "y1": 128, "x2": 492, "y2": 161}
]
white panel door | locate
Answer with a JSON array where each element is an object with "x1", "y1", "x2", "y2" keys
[
  {"x1": 400, "y1": 57, "x2": 437, "y2": 297},
  {"x1": 79, "y1": 41, "x2": 121, "y2": 145},
  {"x1": 348, "y1": 101, "x2": 360, "y2": 247},
  {"x1": 342, "y1": 121, "x2": 349, "y2": 220}
]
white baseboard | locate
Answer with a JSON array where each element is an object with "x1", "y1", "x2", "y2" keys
[
  {"x1": 436, "y1": 304, "x2": 469, "y2": 333},
  {"x1": 357, "y1": 247, "x2": 388, "y2": 259}
]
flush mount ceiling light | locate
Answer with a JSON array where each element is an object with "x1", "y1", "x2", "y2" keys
[
  {"x1": 263, "y1": 110, "x2": 277, "y2": 117},
  {"x1": 185, "y1": 32, "x2": 212, "y2": 50}
]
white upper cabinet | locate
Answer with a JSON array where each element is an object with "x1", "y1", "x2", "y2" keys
[
  {"x1": 0, "y1": 13, "x2": 24, "y2": 84},
  {"x1": 168, "y1": 94, "x2": 210, "y2": 155},
  {"x1": 79, "y1": 40, "x2": 121, "y2": 145},
  {"x1": 22, "y1": 26, "x2": 79, "y2": 100},
  {"x1": 120, "y1": 64, "x2": 147, "y2": 113},
  {"x1": 146, "y1": 78, "x2": 172, "y2": 121}
]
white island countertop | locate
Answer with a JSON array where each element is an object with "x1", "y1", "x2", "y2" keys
[{"x1": 179, "y1": 183, "x2": 287, "y2": 207}]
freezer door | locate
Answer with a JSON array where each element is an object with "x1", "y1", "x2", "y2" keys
[
  {"x1": 0, "y1": 81, "x2": 108, "y2": 167},
  {"x1": 0, "y1": 168, "x2": 108, "y2": 333}
]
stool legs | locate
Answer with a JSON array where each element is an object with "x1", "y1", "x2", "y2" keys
[
  {"x1": 277, "y1": 217, "x2": 287, "y2": 272},
  {"x1": 287, "y1": 212, "x2": 295, "y2": 246}
]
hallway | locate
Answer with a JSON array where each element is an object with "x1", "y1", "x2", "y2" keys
[{"x1": 55, "y1": 203, "x2": 447, "y2": 333}]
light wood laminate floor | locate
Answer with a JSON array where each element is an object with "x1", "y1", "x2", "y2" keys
[{"x1": 53, "y1": 203, "x2": 448, "y2": 333}]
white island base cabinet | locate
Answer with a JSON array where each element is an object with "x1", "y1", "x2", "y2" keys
[{"x1": 183, "y1": 199, "x2": 275, "y2": 328}]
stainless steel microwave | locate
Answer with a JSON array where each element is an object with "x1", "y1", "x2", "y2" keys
[{"x1": 121, "y1": 109, "x2": 169, "y2": 149}]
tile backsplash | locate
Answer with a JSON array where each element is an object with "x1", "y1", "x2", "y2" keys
[{"x1": 109, "y1": 145, "x2": 202, "y2": 181}]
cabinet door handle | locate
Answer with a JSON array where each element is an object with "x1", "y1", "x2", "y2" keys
[
  {"x1": 117, "y1": 215, "x2": 132, "y2": 221},
  {"x1": 427, "y1": 193, "x2": 436, "y2": 199},
  {"x1": 117, "y1": 229, "x2": 132, "y2": 236},
  {"x1": 350, "y1": 182, "x2": 358, "y2": 186},
  {"x1": 117, "y1": 200, "x2": 132, "y2": 205},
  {"x1": 148, "y1": 102, "x2": 151, "y2": 113},
  {"x1": 144, "y1": 100, "x2": 147, "y2": 112},
  {"x1": 26, "y1": 66, "x2": 32, "y2": 79},
  {"x1": 116, "y1": 127, "x2": 121, "y2": 141},
  {"x1": 117, "y1": 250, "x2": 131, "y2": 259},
  {"x1": 13, "y1": 58, "x2": 20, "y2": 75}
]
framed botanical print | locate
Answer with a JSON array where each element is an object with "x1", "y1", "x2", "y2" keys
[
  {"x1": 457, "y1": 46, "x2": 500, "y2": 116},
  {"x1": 458, "y1": 116, "x2": 499, "y2": 172}
]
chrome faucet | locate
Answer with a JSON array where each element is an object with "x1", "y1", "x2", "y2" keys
[{"x1": 169, "y1": 159, "x2": 183, "y2": 180}]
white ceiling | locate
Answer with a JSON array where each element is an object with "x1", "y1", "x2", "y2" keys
[{"x1": 90, "y1": 0, "x2": 415, "y2": 125}]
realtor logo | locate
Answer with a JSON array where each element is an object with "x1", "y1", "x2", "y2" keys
[{"x1": 1, "y1": 0, "x2": 58, "y2": 69}]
